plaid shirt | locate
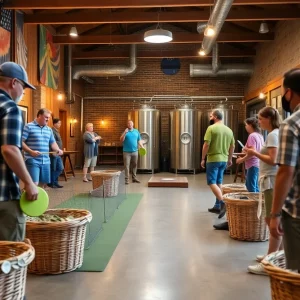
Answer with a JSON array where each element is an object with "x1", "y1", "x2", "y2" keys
[
  {"x1": 0, "y1": 89, "x2": 23, "y2": 201},
  {"x1": 276, "y1": 104, "x2": 300, "y2": 218}
]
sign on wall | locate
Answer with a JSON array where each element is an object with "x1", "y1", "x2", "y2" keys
[{"x1": 39, "y1": 25, "x2": 60, "y2": 90}]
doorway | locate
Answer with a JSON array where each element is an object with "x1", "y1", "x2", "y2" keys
[{"x1": 59, "y1": 110, "x2": 67, "y2": 149}]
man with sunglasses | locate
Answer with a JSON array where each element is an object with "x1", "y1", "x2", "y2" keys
[{"x1": 0, "y1": 61, "x2": 38, "y2": 242}]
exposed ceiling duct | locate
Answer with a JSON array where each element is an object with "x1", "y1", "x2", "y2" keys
[
  {"x1": 73, "y1": 44, "x2": 137, "y2": 79},
  {"x1": 190, "y1": 44, "x2": 253, "y2": 77},
  {"x1": 200, "y1": 0, "x2": 234, "y2": 55},
  {"x1": 196, "y1": 22, "x2": 207, "y2": 34}
]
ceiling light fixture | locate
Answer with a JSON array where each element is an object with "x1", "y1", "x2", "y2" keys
[
  {"x1": 204, "y1": 25, "x2": 216, "y2": 37},
  {"x1": 259, "y1": 22, "x2": 269, "y2": 34},
  {"x1": 259, "y1": 92, "x2": 265, "y2": 99},
  {"x1": 144, "y1": 8, "x2": 173, "y2": 44},
  {"x1": 144, "y1": 28, "x2": 173, "y2": 43},
  {"x1": 69, "y1": 26, "x2": 78, "y2": 37}
]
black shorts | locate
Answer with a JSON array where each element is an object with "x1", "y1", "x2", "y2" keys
[{"x1": 282, "y1": 210, "x2": 300, "y2": 270}]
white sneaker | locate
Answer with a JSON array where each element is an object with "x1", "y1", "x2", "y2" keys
[
  {"x1": 256, "y1": 254, "x2": 265, "y2": 262},
  {"x1": 247, "y1": 263, "x2": 268, "y2": 276}
]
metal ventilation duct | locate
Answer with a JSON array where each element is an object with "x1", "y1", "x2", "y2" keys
[
  {"x1": 202, "y1": 0, "x2": 234, "y2": 55},
  {"x1": 73, "y1": 45, "x2": 137, "y2": 79},
  {"x1": 196, "y1": 22, "x2": 207, "y2": 34},
  {"x1": 190, "y1": 44, "x2": 253, "y2": 77}
]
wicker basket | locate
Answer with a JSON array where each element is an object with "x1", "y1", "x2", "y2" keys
[
  {"x1": 90, "y1": 170, "x2": 121, "y2": 197},
  {"x1": 223, "y1": 192, "x2": 269, "y2": 241},
  {"x1": 26, "y1": 209, "x2": 92, "y2": 275},
  {"x1": 262, "y1": 251, "x2": 300, "y2": 300},
  {"x1": 222, "y1": 183, "x2": 247, "y2": 195},
  {"x1": 0, "y1": 241, "x2": 35, "y2": 299}
]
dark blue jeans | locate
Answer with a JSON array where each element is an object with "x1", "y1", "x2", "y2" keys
[
  {"x1": 246, "y1": 166, "x2": 259, "y2": 192},
  {"x1": 50, "y1": 156, "x2": 64, "y2": 185}
]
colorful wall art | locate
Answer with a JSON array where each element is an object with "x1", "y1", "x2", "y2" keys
[{"x1": 39, "y1": 25, "x2": 60, "y2": 89}]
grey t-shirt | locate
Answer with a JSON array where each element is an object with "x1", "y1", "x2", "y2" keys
[{"x1": 259, "y1": 129, "x2": 279, "y2": 177}]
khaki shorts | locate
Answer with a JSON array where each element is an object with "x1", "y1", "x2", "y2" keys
[
  {"x1": 84, "y1": 156, "x2": 97, "y2": 168},
  {"x1": 0, "y1": 201, "x2": 25, "y2": 241},
  {"x1": 263, "y1": 189, "x2": 273, "y2": 218}
]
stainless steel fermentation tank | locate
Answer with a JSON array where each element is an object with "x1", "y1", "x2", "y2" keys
[
  {"x1": 128, "y1": 105, "x2": 160, "y2": 173},
  {"x1": 170, "y1": 105, "x2": 202, "y2": 173}
]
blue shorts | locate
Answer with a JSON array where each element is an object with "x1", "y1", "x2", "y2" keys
[
  {"x1": 25, "y1": 159, "x2": 50, "y2": 184},
  {"x1": 206, "y1": 162, "x2": 227, "y2": 185}
]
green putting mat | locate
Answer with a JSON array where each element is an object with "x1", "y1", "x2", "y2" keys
[{"x1": 57, "y1": 193, "x2": 143, "y2": 272}]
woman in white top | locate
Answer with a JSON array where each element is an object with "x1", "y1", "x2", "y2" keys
[{"x1": 244, "y1": 107, "x2": 281, "y2": 276}]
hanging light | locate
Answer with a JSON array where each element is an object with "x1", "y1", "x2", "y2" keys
[
  {"x1": 198, "y1": 47, "x2": 206, "y2": 56},
  {"x1": 259, "y1": 22, "x2": 269, "y2": 34},
  {"x1": 259, "y1": 92, "x2": 265, "y2": 99},
  {"x1": 69, "y1": 26, "x2": 78, "y2": 37},
  {"x1": 144, "y1": 28, "x2": 173, "y2": 43},
  {"x1": 204, "y1": 25, "x2": 216, "y2": 37}
]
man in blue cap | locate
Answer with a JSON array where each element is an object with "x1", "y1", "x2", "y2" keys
[{"x1": 0, "y1": 62, "x2": 38, "y2": 242}]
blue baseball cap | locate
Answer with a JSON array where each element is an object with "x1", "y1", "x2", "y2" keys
[{"x1": 0, "y1": 62, "x2": 35, "y2": 90}]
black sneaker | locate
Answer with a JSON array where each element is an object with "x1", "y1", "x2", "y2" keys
[
  {"x1": 218, "y1": 202, "x2": 226, "y2": 219},
  {"x1": 208, "y1": 207, "x2": 220, "y2": 214},
  {"x1": 213, "y1": 222, "x2": 229, "y2": 230},
  {"x1": 47, "y1": 183, "x2": 57, "y2": 188},
  {"x1": 54, "y1": 183, "x2": 63, "y2": 188}
]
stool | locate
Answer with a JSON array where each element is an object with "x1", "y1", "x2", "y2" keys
[{"x1": 234, "y1": 162, "x2": 245, "y2": 183}]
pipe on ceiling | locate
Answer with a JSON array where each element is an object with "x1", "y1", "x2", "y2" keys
[{"x1": 73, "y1": 44, "x2": 137, "y2": 79}]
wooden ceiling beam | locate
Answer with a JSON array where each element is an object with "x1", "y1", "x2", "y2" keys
[
  {"x1": 6, "y1": 0, "x2": 300, "y2": 10},
  {"x1": 73, "y1": 48, "x2": 256, "y2": 59},
  {"x1": 53, "y1": 33, "x2": 274, "y2": 44},
  {"x1": 24, "y1": 9, "x2": 300, "y2": 24}
]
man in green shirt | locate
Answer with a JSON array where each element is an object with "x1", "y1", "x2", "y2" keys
[{"x1": 201, "y1": 110, "x2": 235, "y2": 219}]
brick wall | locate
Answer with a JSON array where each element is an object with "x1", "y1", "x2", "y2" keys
[
  {"x1": 82, "y1": 58, "x2": 248, "y2": 158},
  {"x1": 246, "y1": 20, "x2": 300, "y2": 94},
  {"x1": 84, "y1": 99, "x2": 245, "y2": 158}
]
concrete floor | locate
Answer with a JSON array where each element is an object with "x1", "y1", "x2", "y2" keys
[{"x1": 27, "y1": 172, "x2": 271, "y2": 300}]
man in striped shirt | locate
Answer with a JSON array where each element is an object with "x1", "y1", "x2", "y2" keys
[
  {"x1": 22, "y1": 108, "x2": 63, "y2": 188},
  {"x1": 270, "y1": 68, "x2": 300, "y2": 271}
]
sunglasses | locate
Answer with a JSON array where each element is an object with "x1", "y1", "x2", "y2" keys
[{"x1": 15, "y1": 79, "x2": 26, "y2": 88}]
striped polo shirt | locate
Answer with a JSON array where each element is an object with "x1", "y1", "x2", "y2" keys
[{"x1": 22, "y1": 120, "x2": 55, "y2": 164}]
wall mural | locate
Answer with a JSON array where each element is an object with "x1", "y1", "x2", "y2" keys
[
  {"x1": 39, "y1": 25, "x2": 60, "y2": 90},
  {"x1": 0, "y1": 6, "x2": 12, "y2": 64},
  {"x1": 16, "y1": 11, "x2": 27, "y2": 69}
]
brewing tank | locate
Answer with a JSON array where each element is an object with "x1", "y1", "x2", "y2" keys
[
  {"x1": 170, "y1": 104, "x2": 202, "y2": 173},
  {"x1": 128, "y1": 105, "x2": 160, "y2": 173}
]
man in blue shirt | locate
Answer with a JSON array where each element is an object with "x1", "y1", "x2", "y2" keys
[
  {"x1": 120, "y1": 120, "x2": 144, "y2": 184},
  {"x1": 0, "y1": 61, "x2": 38, "y2": 241},
  {"x1": 22, "y1": 108, "x2": 63, "y2": 188}
]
